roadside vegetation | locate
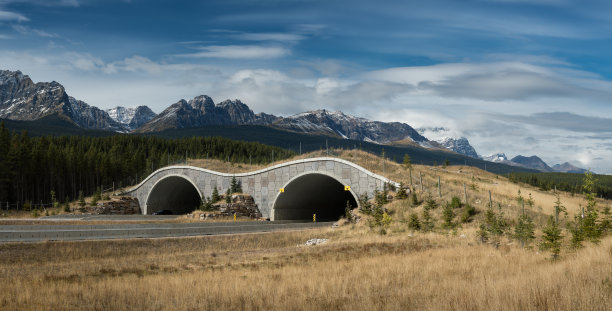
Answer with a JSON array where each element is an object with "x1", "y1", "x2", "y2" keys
[{"x1": 1, "y1": 148, "x2": 611, "y2": 310}]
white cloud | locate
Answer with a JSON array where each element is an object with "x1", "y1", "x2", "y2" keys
[
  {"x1": 0, "y1": 10, "x2": 28, "y2": 22},
  {"x1": 12, "y1": 24, "x2": 59, "y2": 37},
  {"x1": 234, "y1": 32, "x2": 305, "y2": 42},
  {"x1": 177, "y1": 45, "x2": 290, "y2": 59},
  {"x1": 2, "y1": 49, "x2": 612, "y2": 172}
]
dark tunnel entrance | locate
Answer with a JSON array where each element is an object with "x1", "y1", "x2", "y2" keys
[
  {"x1": 273, "y1": 173, "x2": 358, "y2": 221},
  {"x1": 146, "y1": 176, "x2": 201, "y2": 215}
]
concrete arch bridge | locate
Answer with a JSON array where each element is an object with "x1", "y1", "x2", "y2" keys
[{"x1": 125, "y1": 157, "x2": 399, "y2": 221}]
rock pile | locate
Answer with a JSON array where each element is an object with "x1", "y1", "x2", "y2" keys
[
  {"x1": 89, "y1": 197, "x2": 141, "y2": 215},
  {"x1": 304, "y1": 238, "x2": 328, "y2": 246},
  {"x1": 199, "y1": 194, "x2": 262, "y2": 220}
]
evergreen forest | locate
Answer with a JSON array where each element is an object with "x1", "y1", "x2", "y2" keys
[{"x1": 0, "y1": 122, "x2": 294, "y2": 207}]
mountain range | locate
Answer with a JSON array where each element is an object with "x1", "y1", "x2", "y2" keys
[
  {"x1": 482, "y1": 153, "x2": 587, "y2": 174},
  {"x1": 0, "y1": 69, "x2": 586, "y2": 173}
]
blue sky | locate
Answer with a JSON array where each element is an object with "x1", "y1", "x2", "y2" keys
[{"x1": 1, "y1": 0, "x2": 612, "y2": 173}]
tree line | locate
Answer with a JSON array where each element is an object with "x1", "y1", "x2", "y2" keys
[
  {"x1": 0, "y1": 122, "x2": 294, "y2": 207},
  {"x1": 507, "y1": 172, "x2": 612, "y2": 199}
]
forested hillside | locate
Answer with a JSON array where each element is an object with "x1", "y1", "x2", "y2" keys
[
  {"x1": 508, "y1": 172, "x2": 612, "y2": 199},
  {"x1": 0, "y1": 122, "x2": 294, "y2": 207}
]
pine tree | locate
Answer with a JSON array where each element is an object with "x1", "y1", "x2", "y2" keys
[
  {"x1": 403, "y1": 154, "x2": 411, "y2": 169},
  {"x1": 553, "y1": 193, "x2": 566, "y2": 224},
  {"x1": 230, "y1": 176, "x2": 242, "y2": 193},
  {"x1": 442, "y1": 203, "x2": 454, "y2": 229},
  {"x1": 600, "y1": 205, "x2": 611, "y2": 234},
  {"x1": 407, "y1": 213, "x2": 421, "y2": 231},
  {"x1": 358, "y1": 193, "x2": 372, "y2": 214},
  {"x1": 460, "y1": 204, "x2": 477, "y2": 223},
  {"x1": 477, "y1": 224, "x2": 489, "y2": 243},
  {"x1": 225, "y1": 188, "x2": 232, "y2": 204},
  {"x1": 344, "y1": 201, "x2": 354, "y2": 223},
  {"x1": 396, "y1": 182, "x2": 408, "y2": 200},
  {"x1": 424, "y1": 194, "x2": 437, "y2": 210},
  {"x1": 78, "y1": 190, "x2": 86, "y2": 207},
  {"x1": 540, "y1": 216, "x2": 563, "y2": 259},
  {"x1": 211, "y1": 187, "x2": 220, "y2": 202},
  {"x1": 422, "y1": 209, "x2": 435, "y2": 232},
  {"x1": 569, "y1": 212, "x2": 585, "y2": 249},
  {"x1": 514, "y1": 213, "x2": 535, "y2": 248}
]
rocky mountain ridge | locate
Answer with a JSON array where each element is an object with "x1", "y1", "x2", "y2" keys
[
  {"x1": 138, "y1": 95, "x2": 428, "y2": 144},
  {"x1": 0, "y1": 70, "x2": 126, "y2": 131},
  {"x1": 437, "y1": 137, "x2": 479, "y2": 158},
  {"x1": 106, "y1": 106, "x2": 157, "y2": 131},
  {"x1": 483, "y1": 152, "x2": 586, "y2": 173}
]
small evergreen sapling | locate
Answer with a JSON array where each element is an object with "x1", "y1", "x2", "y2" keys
[
  {"x1": 422, "y1": 209, "x2": 435, "y2": 232},
  {"x1": 540, "y1": 216, "x2": 563, "y2": 260},
  {"x1": 396, "y1": 182, "x2": 408, "y2": 200},
  {"x1": 514, "y1": 213, "x2": 535, "y2": 248},
  {"x1": 407, "y1": 213, "x2": 421, "y2": 231},
  {"x1": 211, "y1": 187, "x2": 220, "y2": 202},
  {"x1": 442, "y1": 202, "x2": 455, "y2": 229},
  {"x1": 225, "y1": 188, "x2": 232, "y2": 204}
]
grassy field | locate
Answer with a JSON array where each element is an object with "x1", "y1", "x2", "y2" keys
[
  {"x1": 0, "y1": 226, "x2": 610, "y2": 310},
  {"x1": 1, "y1": 150, "x2": 611, "y2": 310}
]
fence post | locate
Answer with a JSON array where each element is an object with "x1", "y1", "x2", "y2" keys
[
  {"x1": 489, "y1": 190, "x2": 492, "y2": 208},
  {"x1": 409, "y1": 167, "x2": 413, "y2": 187},
  {"x1": 420, "y1": 172, "x2": 424, "y2": 192},
  {"x1": 464, "y1": 183, "x2": 468, "y2": 204},
  {"x1": 438, "y1": 176, "x2": 441, "y2": 198}
]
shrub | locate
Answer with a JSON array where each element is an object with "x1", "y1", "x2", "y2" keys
[
  {"x1": 345, "y1": 201, "x2": 353, "y2": 223},
  {"x1": 450, "y1": 196, "x2": 462, "y2": 209},
  {"x1": 411, "y1": 192, "x2": 420, "y2": 206},
  {"x1": 460, "y1": 204, "x2": 477, "y2": 223},
  {"x1": 78, "y1": 190, "x2": 86, "y2": 207}
]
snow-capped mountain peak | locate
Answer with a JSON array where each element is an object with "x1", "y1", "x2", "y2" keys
[
  {"x1": 106, "y1": 106, "x2": 156, "y2": 131},
  {"x1": 483, "y1": 153, "x2": 508, "y2": 162},
  {"x1": 436, "y1": 137, "x2": 479, "y2": 158}
]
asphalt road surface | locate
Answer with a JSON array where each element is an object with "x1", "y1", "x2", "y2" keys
[{"x1": 0, "y1": 220, "x2": 334, "y2": 242}]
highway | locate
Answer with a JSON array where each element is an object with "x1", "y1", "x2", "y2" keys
[{"x1": 0, "y1": 220, "x2": 334, "y2": 242}]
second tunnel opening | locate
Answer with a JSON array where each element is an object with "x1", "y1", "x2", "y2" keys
[{"x1": 273, "y1": 173, "x2": 358, "y2": 221}]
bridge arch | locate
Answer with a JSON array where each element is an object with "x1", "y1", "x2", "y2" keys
[
  {"x1": 145, "y1": 174, "x2": 202, "y2": 215},
  {"x1": 271, "y1": 171, "x2": 359, "y2": 221}
]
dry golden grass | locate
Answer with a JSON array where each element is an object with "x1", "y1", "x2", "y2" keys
[
  {"x1": 0, "y1": 225, "x2": 610, "y2": 310},
  {"x1": 1, "y1": 149, "x2": 611, "y2": 310}
]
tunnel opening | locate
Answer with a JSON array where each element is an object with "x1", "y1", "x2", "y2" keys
[
  {"x1": 146, "y1": 176, "x2": 201, "y2": 215},
  {"x1": 273, "y1": 173, "x2": 358, "y2": 221}
]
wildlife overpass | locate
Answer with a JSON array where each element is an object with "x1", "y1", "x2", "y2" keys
[{"x1": 125, "y1": 157, "x2": 398, "y2": 221}]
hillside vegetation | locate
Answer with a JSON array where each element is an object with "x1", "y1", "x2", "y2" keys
[
  {"x1": 1, "y1": 150, "x2": 610, "y2": 310},
  {"x1": 0, "y1": 122, "x2": 294, "y2": 207}
]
